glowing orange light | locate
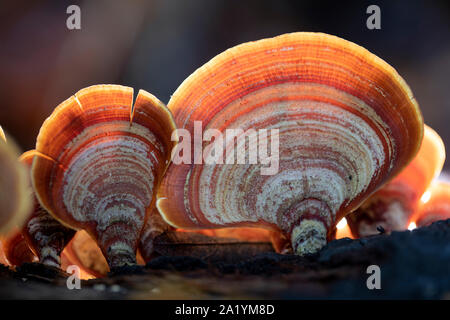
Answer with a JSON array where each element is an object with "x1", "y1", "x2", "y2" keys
[
  {"x1": 420, "y1": 190, "x2": 431, "y2": 203},
  {"x1": 408, "y1": 222, "x2": 417, "y2": 231},
  {"x1": 335, "y1": 218, "x2": 354, "y2": 239},
  {"x1": 0, "y1": 126, "x2": 5, "y2": 142},
  {"x1": 336, "y1": 218, "x2": 348, "y2": 230}
]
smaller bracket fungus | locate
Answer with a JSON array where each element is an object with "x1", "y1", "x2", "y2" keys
[
  {"x1": 347, "y1": 125, "x2": 445, "y2": 237},
  {"x1": 20, "y1": 150, "x2": 76, "y2": 267},
  {"x1": 1, "y1": 228, "x2": 37, "y2": 266},
  {"x1": 32, "y1": 85, "x2": 177, "y2": 269}
]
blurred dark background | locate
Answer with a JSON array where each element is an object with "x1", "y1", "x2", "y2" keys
[{"x1": 0, "y1": 0, "x2": 449, "y2": 170}]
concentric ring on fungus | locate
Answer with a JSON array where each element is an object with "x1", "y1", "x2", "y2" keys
[
  {"x1": 32, "y1": 85, "x2": 177, "y2": 268},
  {"x1": 157, "y1": 32, "x2": 423, "y2": 255}
]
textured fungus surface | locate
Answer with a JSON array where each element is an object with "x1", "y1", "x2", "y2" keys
[
  {"x1": 157, "y1": 32, "x2": 423, "y2": 255},
  {"x1": 32, "y1": 85, "x2": 177, "y2": 268}
]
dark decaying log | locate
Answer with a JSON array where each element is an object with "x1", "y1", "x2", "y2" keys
[
  {"x1": 151, "y1": 232, "x2": 274, "y2": 264},
  {"x1": 0, "y1": 219, "x2": 449, "y2": 299}
]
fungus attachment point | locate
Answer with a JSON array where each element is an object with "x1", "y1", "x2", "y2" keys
[
  {"x1": 291, "y1": 219, "x2": 327, "y2": 255},
  {"x1": 157, "y1": 32, "x2": 423, "y2": 255},
  {"x1": 138, "y1": 208, "x2": 173, "y2": 262},
  {"x1": 32, "y1": 85, "x2": 176, "y2": 268}
]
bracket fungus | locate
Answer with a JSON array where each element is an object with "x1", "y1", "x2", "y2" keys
[
  {"x1": 19, "y1": 150, "x2": 76, "y2": 267},
  {"x1": 0, "y1": 128, "x2": 32, "y2": 235},
  {"x1": 31, "y1": 85, "x2": 177, "y2": 268},
  {"x1": 157, "y1": 32, "x2": 423, "y2": 255},
  {"x1": 1, "y1": 228, "x2": 37, "y2": 266},
  {"x1": 347, "y1": 125, "x2": 445, "y2": 237}
]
